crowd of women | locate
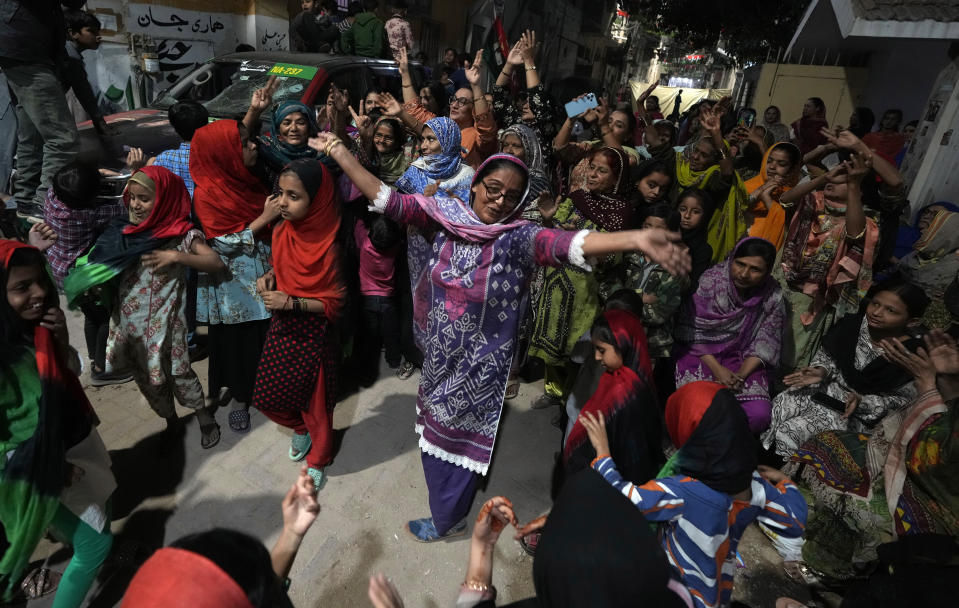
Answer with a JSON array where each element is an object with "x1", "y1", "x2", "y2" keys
[{"x1": 1, "y1": 26, "x2": 956, "y2": 608}]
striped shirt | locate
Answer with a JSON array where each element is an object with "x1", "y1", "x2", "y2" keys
[{"x1": 593, "y1": 456, "x2": 807, "y2": 608}]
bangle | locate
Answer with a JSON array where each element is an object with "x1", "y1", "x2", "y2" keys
[
  {"x1": 525, "y1": 65, "x2": 537, "y2": 71},
  {"x1": 325, "y1": 138, "x2": 344, "y2": 157},
  {"x1": 463, "y1": 580, "x2": 492, "y2": 593}
]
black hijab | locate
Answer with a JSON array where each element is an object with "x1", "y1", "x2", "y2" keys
[{"x1": 820, "y1": 313, "x2": 919, "y2": 395}]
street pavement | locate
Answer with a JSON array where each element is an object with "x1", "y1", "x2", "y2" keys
[{"x1": 21, "y1": 299, "x2": 815, "y2": 607}]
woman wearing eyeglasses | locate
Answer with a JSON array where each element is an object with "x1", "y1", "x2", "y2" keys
[
  {"x1": 391, "y1": 48, "x2": 498, "y2": 169},
  {"x1": 309, "y1": 131, "x2": 689, "y2": 542},
  {"x1": 528, "y1": 146, "x2": 636, "y2": 412}
]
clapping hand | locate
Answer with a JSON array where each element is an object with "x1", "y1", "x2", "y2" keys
[{"x1": 519, "y1": 30, "x2": 538, "y2": 64}]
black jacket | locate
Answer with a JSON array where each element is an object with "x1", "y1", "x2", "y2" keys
[{"x1": 0, "y1": 0, "x2": 84, "y2": 66}]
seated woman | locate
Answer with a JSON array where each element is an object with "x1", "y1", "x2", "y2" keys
[
  {"x1": 674, "y1": 237, "x2": 785, "y2": 433},
  {"x1": 891, "y1": 201, "x2": 959, "y2": 263},
  {"x1": 762, "y1": 279, "x2": 930, "y2": 459},
  {"x1": 779, "y1": 152, "x2": 879, "y2": 369},
  {"x1": 744, "y1": 141, "x2": 802, "y2": 250},
  {"x1": 583, "y1": 381, "x2": 807, "y2": 608},
  {"x1": 779, "y1": 330, "x2": 959, "y2": 582},
  {"x1": 528, "y1": 147, "x2": 634, "y2": 411},
  {"x1": 395, "y1": 116, "x2": 474, "y2": 201},
  {"x1": 671, "y1": 101, "x2": 749, "y2": 263},
  {"x1": 897, "y1": 207, "x2": 959, "y2": 329}
]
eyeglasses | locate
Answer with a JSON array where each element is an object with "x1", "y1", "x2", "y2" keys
[
  {"x1": 449, "y1": 96, "x2": 474, "y2": 107},
  {"x1": 481, "y1": 180, "x2": 522, "y2": 207},
  {"x1": 373, "y1": 133, "x2": 396, "y2": 143}
]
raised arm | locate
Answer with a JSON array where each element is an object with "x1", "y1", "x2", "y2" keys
[
  {"x1": 466, "y1": 49, "x2": 490, "y2": 118},
  {"x1": 309, "y1": 132, "x2": 383, "y2": 200},
  {"x1": 243, "y1": 75, "x2": 279, "y2": 134},
  {"x1": 635, "y1": 82, "x2": 657, "y2": 124},
  {"x1": 397, "y1": 48, "x2": 417, "y2": 105},
  {"x1": 823, "y1": 127, "x2": 904, "y2": 190},
  {"x1": 519, "y1": 30, "x2": 541, "y2": 89},
  {"x1": 699, "y1": 103, "x2": 734, "y2": 177},
  {"x1": 843, "y1": 153, "x2": 869, "y2": 241},
  {"x1": 495, "y1": 38, "x2": 525, "y2": 88}
]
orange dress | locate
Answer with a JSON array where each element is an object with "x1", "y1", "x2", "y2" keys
[{"x1": 744, "y1": 142, "x2": 802, "y2": 250}]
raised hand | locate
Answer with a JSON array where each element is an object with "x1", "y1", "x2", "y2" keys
[
  {"x1": 397, "y1": 46, "x2": 410, "y2": 77},
  {"x1": 635, "y1": 228, "x2": 691, "y2": 276},
  {"x1": 376, "y1": 92, "x2": 403, "y2": 117},
  {"x1": 125, "y1": 147, "x2": 147, "y2": 171},
  {"x1": 331, "y1": 85, "x2": 350, "y2": 113},
  {"x1": 465, "y1": 49, "x2": 484, "y2": 86},
  {"x1": 350, "y1": 101, "x2": 373, "y2": 141},
  {"x1": 783, "y1": 366, "x2": 827, "y2": 388},
  {"x1": 699, "y1": 104, "x2": 721, "y2": 134},
  {"x1": 308, "y1": 132, "x2": 339, "y2": 154},
  {"x1": 594, "y1": 97, "x2": 610, "y2": 124},
  {"x1": 641, "y1": 82, "x2": 657, "y2": 99},
  {"x1": 505, "y1": 38, "x2": 526, "y2": 67},
  {"x1": 251, "y1": 75, "x2": 280, "y2": 113},
  {"x1": 473, "y1": 496, "x2": 518, "y2": 547},
  {"x1": 519, "y1": 29, "x2": 538, "y2": 64},
  {"x1": 844, "y1": 152, "x2": 871, "y2": 181},
  {"x1": 821, "y1": 127, "x2": 862, "y2": 151},
  {"x1": 823, "y1": 162, "x2": 849, "y2": 184},
  {"x1": 281, "y1": 465, "x2": 320, "y2": 537}
]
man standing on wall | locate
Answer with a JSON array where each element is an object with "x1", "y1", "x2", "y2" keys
[{"x1": 0, "y1": 0, "x2": 83, "y2": 221}]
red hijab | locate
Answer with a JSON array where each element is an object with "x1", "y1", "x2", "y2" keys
[
  {"x1": 122, "y1": 166, "x2": 194, "y2": 239},
  {"x1": 121, "y1": 547, "x2": 254, "y2": 608},
  {"x1": 190, "y1": 120, "x2": 269, "y2": 238},
  {"x1": 272, "y1": 159, "x2": 344, "y2": 319}
]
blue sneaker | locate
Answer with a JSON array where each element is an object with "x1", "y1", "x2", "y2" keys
[
  {"x1": 406, "y1": 517, "x2": 467, "y2": 543},
  {"x1": 289, "y1": 432, "x2": 312, "y2": 461}
]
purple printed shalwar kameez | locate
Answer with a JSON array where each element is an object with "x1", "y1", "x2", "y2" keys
[
  {"x1": 371, "y1": 155, "x2": 588, "y2": 533},
  {"x1": 673, "y1": 238, "x2": 785, "y2": 433}
]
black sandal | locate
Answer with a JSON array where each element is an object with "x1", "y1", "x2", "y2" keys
[
  {"x1": 228, "y1": 408, "x2": 251, "y2": 433},
  {"x1": 200, "y1": 422, "x2": 221, "y2": 449}
]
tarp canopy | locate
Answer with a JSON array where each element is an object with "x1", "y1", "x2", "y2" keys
[{"x1": 628, "y1": 81, "x2": 731, "y2": 116}]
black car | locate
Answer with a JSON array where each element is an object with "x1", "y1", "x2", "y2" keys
[{"x1": 80, "y1": 51, "x2": 428, "y2": 203}]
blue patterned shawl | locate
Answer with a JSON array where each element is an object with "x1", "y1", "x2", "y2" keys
[{"x1": 395, "y1": 117, "x2": 474, "y2": 201}]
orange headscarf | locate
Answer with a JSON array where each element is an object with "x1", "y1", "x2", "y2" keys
[
  {"x1": 190, "y1": 120, "x2": 269, "y2": 238},
  {"x1": 272, "y1": 159, "x2": 344, "y2": 319},
  {"x1": 745, "y1": 142, "x2": 802, "y2": 250}
]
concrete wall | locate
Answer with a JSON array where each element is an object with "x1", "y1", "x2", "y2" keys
[
  {"x1": 749, "y1": 63, "x2": 869, "y2": 126},
  {"x1": 857, "y1": 41, "x2": 953, "y2": 122},
  {"x1": 82, "y1": 0, "x2": 291, "y2": 109}
]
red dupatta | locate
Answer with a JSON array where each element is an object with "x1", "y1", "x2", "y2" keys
[
  {"x1": 190, "y1": 120, "x2": 269, "y2": 238},
  {"x1": 122, "y1": 166, "x2": 193, "y2": 239},
  {"x1": 272, "y1": 159, "x2": 345, "y2": 320}
]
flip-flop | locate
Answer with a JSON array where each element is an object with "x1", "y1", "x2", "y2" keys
[
  {"x1": 289, "y1": 432, "x2": 312, "y2": 461},
  {"x1": 519, "y1": 531, "x2": 540, "y2": 556},
  {"x1": 505, "y1": 382, "x2": 520, "y2": 400},
  {"x1": 228, "y1": 408, "x2": 251, "y2": 434},
  {"x1": 20, "y1": 567, "x2": 61, "y2": 599},
  {"x1": 307, "y1": 466, "x2": 326, "y2": 492},
  {"x1": 200, "y1": 422, "x2": 220, "y2": 449}
]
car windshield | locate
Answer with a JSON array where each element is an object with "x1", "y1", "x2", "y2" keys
[{"x1": 151, "y1": 60, "x2": 314, "y2": 118}]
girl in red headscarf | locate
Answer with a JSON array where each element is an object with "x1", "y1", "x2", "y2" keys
[
  {"x1": 252, "y1": 159, "x2": 345, "y2": 491},
  {"x1": 67, "y1": 166, "x2": 227, "y2": 449}
]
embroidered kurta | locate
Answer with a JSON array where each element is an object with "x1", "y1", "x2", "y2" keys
[{"x1": 374, "y1": 188, "x2": 587, "y2": 474}]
